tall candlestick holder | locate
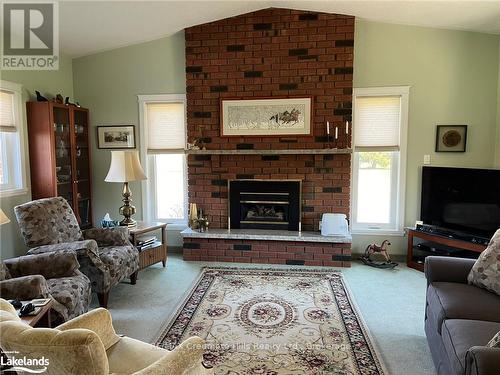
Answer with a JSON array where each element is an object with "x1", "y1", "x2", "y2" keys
[{"x1": 326, "y1": 121, "x2": 331, "y2": 148}]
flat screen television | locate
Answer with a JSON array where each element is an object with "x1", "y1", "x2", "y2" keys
[{"x1": 420, "y1": 166, "x2": 500, "y2": 240}]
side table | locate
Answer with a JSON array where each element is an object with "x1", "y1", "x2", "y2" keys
[
  {"x1": 129, "y1": 221, "x2": 168, "y2": 270},
  {"x1": 20, "y1": 299, "x2": 53, "y2": 328}
]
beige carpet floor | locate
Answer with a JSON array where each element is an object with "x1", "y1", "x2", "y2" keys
[{"x1": 91, "y1": 253, "x2": 436, "y2": 375}]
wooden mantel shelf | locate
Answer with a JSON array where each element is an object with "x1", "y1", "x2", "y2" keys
[{"x1": 185, "y1": 148, "x2": 352, "y2": 155}]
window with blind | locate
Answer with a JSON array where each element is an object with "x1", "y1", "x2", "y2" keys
[
  {"x1": 0, "y1": 80, "x2": 26, "y2": 195},
  {"x1": 139, "y1": 94, "x2": 187, "y2": 224},
  {"x1": 352, "y1": 87, "x2": 409, "y2": 233},
  {"x1": 146, "y1": 102, "x2": 186, "y2": 153}
]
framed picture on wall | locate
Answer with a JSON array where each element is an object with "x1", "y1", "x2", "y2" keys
[
  {"x1": 97, "y1": 125, "x2": 136, "y2": 149},
  {"x1": 220, "y1": 97, "x2": 313, "y2": 137},
  {"x1": 435, "y1": 125, "x2": 467, "y2": 152}
]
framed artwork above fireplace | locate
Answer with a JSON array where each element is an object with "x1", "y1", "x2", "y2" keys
[{"x1": 221, "y1": 97, "x2": 312, "y2": 137}]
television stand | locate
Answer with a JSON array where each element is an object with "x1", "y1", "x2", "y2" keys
[{"x1": 406, "y1": 228, "x2": 487, "y2": 272}]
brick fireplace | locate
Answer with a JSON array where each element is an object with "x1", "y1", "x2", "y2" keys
[{"x1": 183, "y1": 8, "x2": 355, "y2": 266}]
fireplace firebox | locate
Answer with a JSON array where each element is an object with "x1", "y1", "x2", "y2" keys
[{"x1": 229, "y1": 180, "x2": 301, "y2": 231}]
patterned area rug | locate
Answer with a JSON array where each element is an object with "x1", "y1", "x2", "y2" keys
[{"x1": 156, "y1": 268, "x2": 385, "y2": 375}]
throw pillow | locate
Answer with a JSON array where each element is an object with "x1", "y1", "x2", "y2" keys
[
  {"x1": 487, "y1": 331, "x2": 500, "y2": 348},
  {"x1": 467, "y1": 228, "x2": 500, "y2": 295}
]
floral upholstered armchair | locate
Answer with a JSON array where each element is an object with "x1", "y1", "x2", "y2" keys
[
  {"x1": 14, "y1": 197, "x2": 139, "y2": 308},
  {"x1": 0, "y1": 250, "x2": 91, "y2": 323}
]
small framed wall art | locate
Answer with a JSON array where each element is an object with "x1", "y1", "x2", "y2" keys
[
  {"x1": 435, "y1": 125, "x2": 467, "y2": 152},
  {"x1": 220, "y1": 97, "x2": 312, "y2": 137},
  {"x1": 97, "y1": 125, "x2": 136, "y2": 149}
]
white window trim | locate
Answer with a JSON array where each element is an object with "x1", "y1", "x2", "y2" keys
[
  {"x1": 351, "y1": 86, "x2": 410, "y2": 236},
  {"x1": 0, "y1": 80, "x2": 28, "y2": 197},
  {"x1": 137, "y1": 94, "x2": 188, "y2": 227}
]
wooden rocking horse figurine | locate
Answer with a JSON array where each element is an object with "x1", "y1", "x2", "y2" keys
[{"x1": 360, "y1": 240, "x2": 398, "y2": 269}]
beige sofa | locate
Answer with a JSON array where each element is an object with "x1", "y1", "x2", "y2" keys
[{"x1": 0, "y1": 299, "x2": 213, "y2": 375}]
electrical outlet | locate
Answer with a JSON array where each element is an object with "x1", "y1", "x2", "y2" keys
[{"x1": 424, "y1": 155, "x2": 431, "y2": 165}]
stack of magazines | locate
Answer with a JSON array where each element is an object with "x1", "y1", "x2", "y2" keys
[{"x1": 136, "y1": 235, "x2": 157, "y2": 251}]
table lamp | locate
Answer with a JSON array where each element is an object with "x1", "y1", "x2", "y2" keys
[
  {"x1": 0, "y1": 209, "x2": 10, "y2": 225},
  {"x1": 105, "y1": 150, "x2": 147, "y2": 227}
]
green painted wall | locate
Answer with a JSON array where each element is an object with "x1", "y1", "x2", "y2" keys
[
  {"x1": 353, "y1": 20, "x2": 500, "y2": 254},
  {"x1": 72, "y1": 33, "x2": 186, "y2": 237},
  {"x1": 0, "y1": 54, "x2": 74, "y2": 259}
]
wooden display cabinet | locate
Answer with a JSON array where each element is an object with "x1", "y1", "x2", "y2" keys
[{"x1": 26, "y1": 102, "x2": 93, "y2": 228}]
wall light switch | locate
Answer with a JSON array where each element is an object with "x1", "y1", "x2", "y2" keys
[{"x1": 424, "y1": 155, "x2": 431, "y2": 165}]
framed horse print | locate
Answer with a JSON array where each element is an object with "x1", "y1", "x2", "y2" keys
[{"x1": 220, "y1": 97, "x2": 312, "y2": 137}]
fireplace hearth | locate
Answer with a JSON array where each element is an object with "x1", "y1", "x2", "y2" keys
[{"x1": 229, "y1": 180, "x2": 301, "y2": 231}]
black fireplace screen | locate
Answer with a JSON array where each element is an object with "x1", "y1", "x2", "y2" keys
[{"x1": 229, "y1": 180, "x2": 301, "y2": 231}]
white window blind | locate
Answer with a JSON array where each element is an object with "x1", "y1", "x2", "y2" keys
[
  {"x1": 0, "y1": 89, "x2": 17, "y2": 132},
  {"x1": 0, "y1": 80, "x2": 26, "y2": 196},
  {"x1": 146, "y1": 102, "x2": 185, "y2": 153},
  {"x1": 354, "y1": 96, "x2": 401, "y2": 151}
]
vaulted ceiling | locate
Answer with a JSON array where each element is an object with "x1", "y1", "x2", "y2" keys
[{"x1": 60, "y1": 1, "x2": 500, "y2": 57}]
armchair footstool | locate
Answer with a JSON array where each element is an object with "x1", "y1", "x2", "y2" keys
[{"x1": 15, "y1": 197, "x2": 139, "y2": 308}]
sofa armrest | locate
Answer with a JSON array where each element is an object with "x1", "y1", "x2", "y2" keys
[
  {"x1": 83, "y1": 227, "x2": 131, "y2": 246},
  {"x1": 28, "y1": 240, "x2": 98, "y2": 258},
  {"x1": 28, "y1": 240, "x2": 108, "y2": 272},
  {"x1": 465, "y1": 346, "x2": 500, "y2": 375},
  {"x1": 56, "y1": 307, "x2": 120, "y2": 350},
  {"x1": 424, "y1": 256, "x2": 476, "y2": 285},
  {"x1": 133, "y1": 336, "x2": 211, "y2": 375},
  {"x1": 1, "y1": 323, "x2": 109, "y2": 375},
  {"x1": 0, "y1": 298, "x2": 19, "y2": 317},
  {"x1": 0, "y1": 275, "x2": 49, "y2": 300},
  {"x1": 4, "y1": 251, "x2": 79, "y2": 279}
]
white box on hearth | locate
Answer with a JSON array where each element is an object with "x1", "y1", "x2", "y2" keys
[{"x1": 321, "y1": 213, "x2": 349, "y2": 236}]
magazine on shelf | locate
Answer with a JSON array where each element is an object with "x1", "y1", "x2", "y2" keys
[
  {"x1": 136, "y1": 242, "x2": 159, "y2": 252},
  {"x1": 136, "y1": 235, "x2": 157, "y2": 246}
]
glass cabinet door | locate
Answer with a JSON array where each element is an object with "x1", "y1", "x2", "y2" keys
[
  {"x1": 73, "y1": 109, "x2": 92, "y2": 228},
  {"x1": 53, "y1": 106, "x2": 74, "y2": 208}
]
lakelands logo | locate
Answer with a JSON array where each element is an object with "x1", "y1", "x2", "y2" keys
[
  {"x1": 1, "y1": 1, "x2": 59, "y2": 70},
  {"x1": 1, "y1": 351, "x2": 49, "y2": 373}
]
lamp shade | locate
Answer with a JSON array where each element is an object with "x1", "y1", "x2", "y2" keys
[
  {"x1": 0, "y1": 209, "x2": 10, "y2": 225},
  {"x1": 105, "y1": 150, "x2": 147, "y2": 183}
]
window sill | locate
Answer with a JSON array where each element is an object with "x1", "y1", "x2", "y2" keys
[
  {"x1": 0, "y1": 187, "x2": 28, "y2": 198},
  {"x1": 351, "y1": 229, "x2": 405, "y2": 237}
]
